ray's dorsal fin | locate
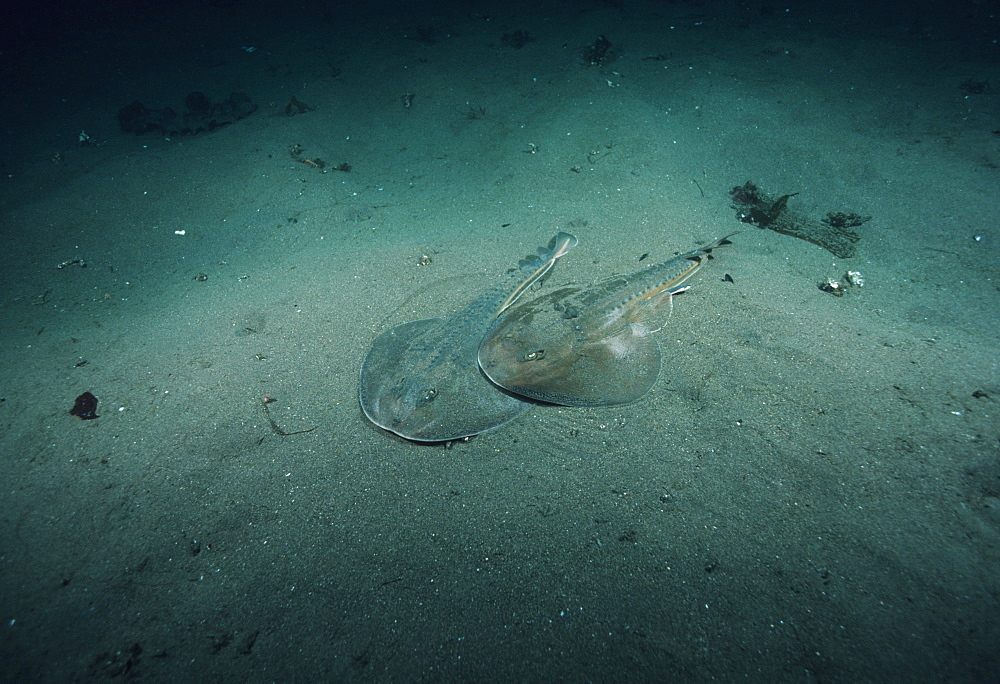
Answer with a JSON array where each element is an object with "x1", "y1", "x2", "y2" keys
[
  {"x1": 620, "y1": 283, "x2": 688, "y2": 333},
  {"x1": 495, "y1": 231, "x2": 578, "y2": 317},
  {"x1": 606, "y1": 233, "x2": 736, "y2": 334}
]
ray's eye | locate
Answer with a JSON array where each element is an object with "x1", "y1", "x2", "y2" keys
[
  {"x1": 523, "y1": 349, "x2": 546, "y2": 362},
  {"x1": 421, "y1": 388, "x2": 438, "y2": 402}
]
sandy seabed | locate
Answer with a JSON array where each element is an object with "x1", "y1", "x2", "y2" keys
[{"x1": 1, "y1": 1, "x2": 997, "y2": 680}]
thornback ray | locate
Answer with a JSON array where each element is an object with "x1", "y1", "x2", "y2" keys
[
  {"x1": 359, "y1": 232, "x2": 578, "y2": 442},
  {"x1": 478, "y1": 234, "x2": 733, "y2": 407}
]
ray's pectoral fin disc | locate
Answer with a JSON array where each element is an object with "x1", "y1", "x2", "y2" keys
[{"x1": 478, "y1": 288, "x2": 663, "y2": 407}]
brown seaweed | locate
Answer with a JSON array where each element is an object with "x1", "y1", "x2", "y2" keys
[{"x1": 729, "y1": 181, "x2": 862, "y2": 258}]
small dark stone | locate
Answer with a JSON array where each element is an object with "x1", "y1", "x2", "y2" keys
[
  {"x1": 501, "y1": 30, "x2": 533, "y2": 49},
  {"x1": 959, "y1": 78, "x2": 989, "y2": 95},
  {"x1": 70, "y1": 391, "x2": 99, "y2": 420},
  {"x1": 584, "y1": 35, "x2": 612, "y2": 66}
]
